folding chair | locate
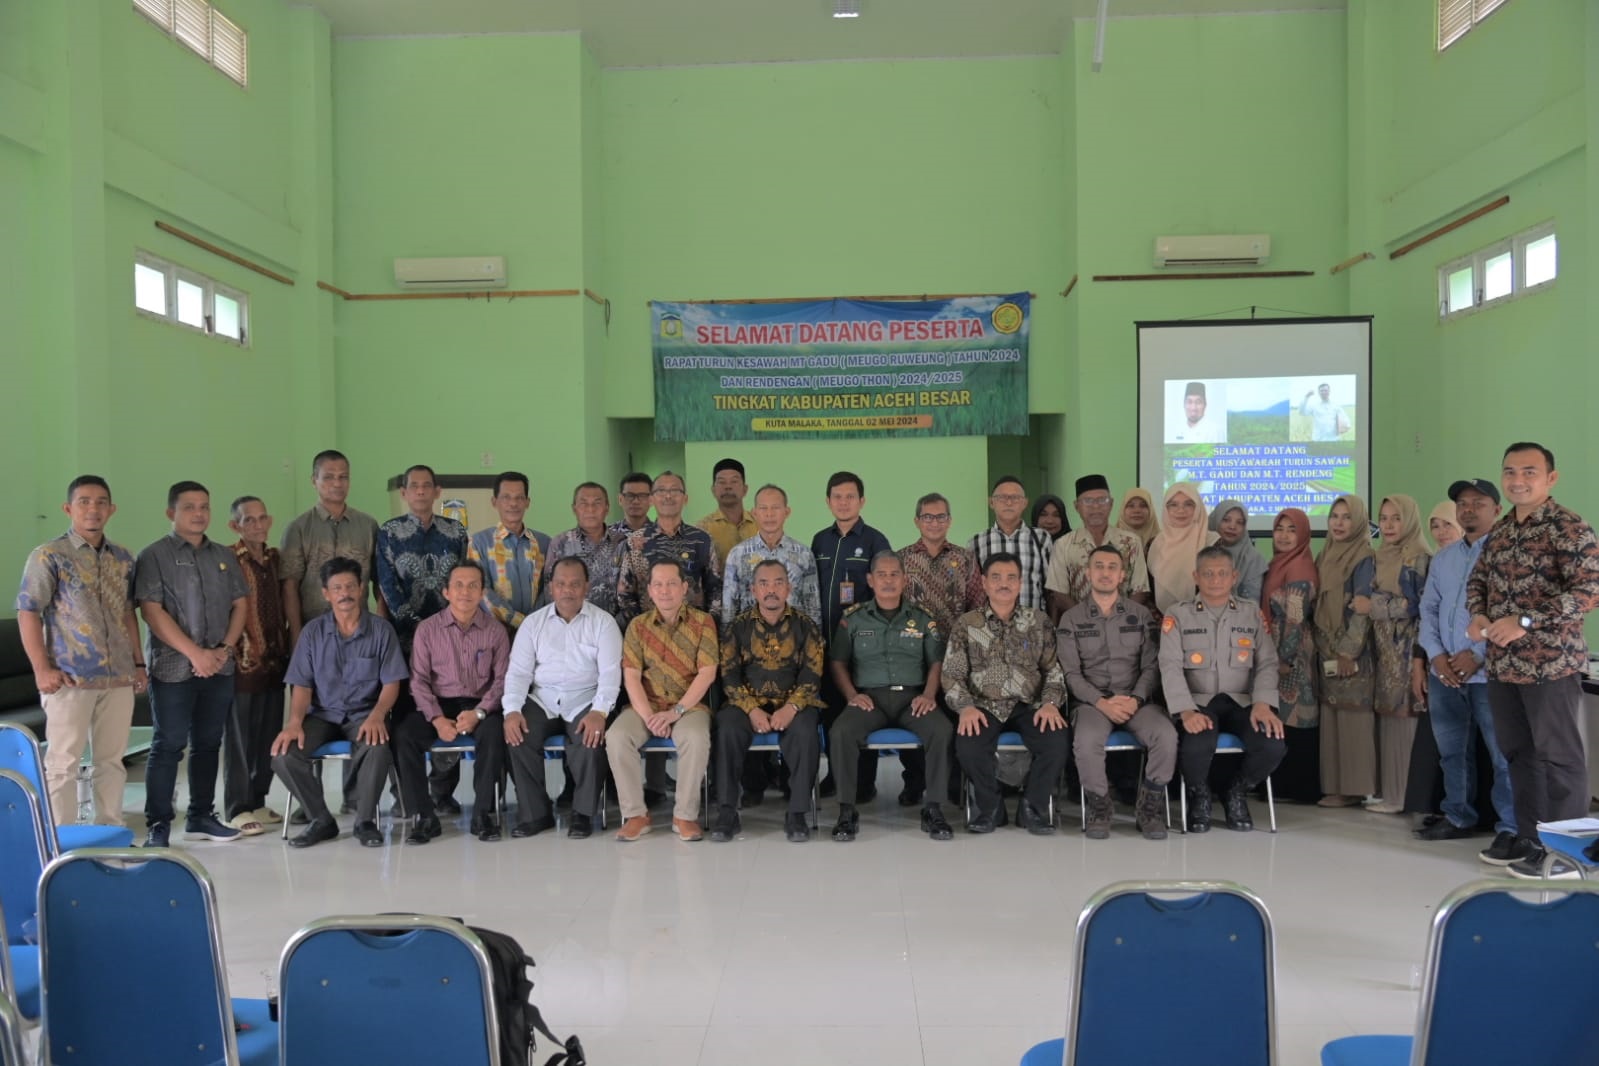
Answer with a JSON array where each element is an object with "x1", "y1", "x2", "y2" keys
[
  {"x1": 1020, "y1": 880, "x2": 1276, "y2": 1066},
  {"x1": 0, "y1": 724, "x2": 134, "y2": 852},
  {"x1": 750, "y1": 729, "x2": 819, "y2": 829},
  {"x1": 279, "y1": 914, "x2": 498, "y2": 1066},
  {"x1": 1535, "y1": 823, "x2": 1599, "y2": 880},
  {"x1": 0, "y1": 771, "x2": 46, "y2": 1024},
  {"x1": 1179, "y1": 732, "x2": 1277, "y2": 833},
  {"x1": 1321, "y1": 879, "x2": 1599, "y2": 1066},
  {"x1": 281, "y1": 739, "x2": 352, "y2": 839},
  {"x1": 964, "y1": 731, "x2": 1056, "y2": 826},
  {"x1": 543, "y1": 734, "x2": 608, "y2": 828},
  {"x1": 37, "y1": 848, "x2": 276, "y2": 1066},
  {"x1": 641, "y1": 736, "x2": 711, "y2": 825},
  {"x1": 1077, "y1": 728, "x2": 1171, "y2": 832}
]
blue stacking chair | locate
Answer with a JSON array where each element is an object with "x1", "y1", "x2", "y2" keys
[
  {"x1": 964, "y1": 731, "x2": 1056, "y2": 826},
  {"x1": 279, "y1": 914, "x2": 499, "y2": 1066},
  {"x1": 0, "y1": 771, "x2": 46, "y2": 1025},
  {"x1": 1178, "y1": 732, "x2": 1278, "y2": 833},
  {"x1": 640, "y1": 736, "x2": 711, "y2": 825},
  {"x1": 1535, "y1": 822, "x2": 1598, "y2": 879},
  {"x1": 750, "y1": 728, "x2": 820, "y2": 828},
  {"x1": 1321, "y1": 879, "x2": 1599, "y2": 1066},
  {"x1": 542, "y1": 734, "x2": 608, "y2": 827},
  {"x1": 1020, "y1": 880, "x2": 1277, "y2": 1066},
  {"x1": 38, "y1": 848, "x2": 276, "y2": 1066},
  {"x1": 1077, "y1": 728, "x2": 1171, "y2": 832},
  {"x1": 0, "y1": 724, "x2": 134, "y2": 852}
]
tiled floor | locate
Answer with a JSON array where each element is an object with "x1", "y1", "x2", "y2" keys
[{"x1": 121, "y1": 762, "x2": 1505, "y2": 1066}]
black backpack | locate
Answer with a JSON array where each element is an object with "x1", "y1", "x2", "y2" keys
[{"x1": 468, "y1": 924, "x2": 585, "y2": 1066}]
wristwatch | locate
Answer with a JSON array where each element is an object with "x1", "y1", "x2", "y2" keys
[
  {"x1": 1519, "y1": 614, "x2": 1533, "y2": 630},
  {"x1": 474, "y1": 709, "x2": 488, "y2": 721},
  {"x1": 672, "y1": 703, "x2": 687, "y2": 717}
]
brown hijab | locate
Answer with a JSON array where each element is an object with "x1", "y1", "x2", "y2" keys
[
  {"x1": 1260, "y1": 508, "x2": 1318, "y2": 612},
  {"x1": 1373, "y1": 494, "x2": 1426, "y2": 593},
  {"x1": 1116, "y1": 487, "x2": 1160, "y2": 546},
  {"x1": 1313, "y1": 494, "x2": 1373, "y2": 634}
]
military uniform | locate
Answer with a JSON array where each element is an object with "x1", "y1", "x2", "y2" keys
[
  {"x1": 827, "y1": 601, "x2": 953, "y2": 824},
  {"x1": 1057, "y1": 595, "x2": 1176, "y2": 836},
  {"x1": 1158, "y1": 596, "x2": 1286, "y2": 829}
]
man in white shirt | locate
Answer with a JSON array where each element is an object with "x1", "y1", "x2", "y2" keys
[
  {"x1": 1299, "y1": 383, "x2": 1349, "y2": 441},
  {"x1": 1167, "y1": 381, "x2": 1227, "y2": 444},
  {"x1": 501, "y1": 556, "x2": 622, "y2": 839}
]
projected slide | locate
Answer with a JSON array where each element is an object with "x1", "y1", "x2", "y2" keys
[{"x1": 1138, "y1": 319, "x2": 1372, "y2": 533}]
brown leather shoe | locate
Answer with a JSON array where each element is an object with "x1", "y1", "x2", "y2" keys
[
  {"x1": 671, "y1": 817, "x2": 704, "y2": 842},
  {"x1": 615, "y1": 815, "x2": 651, "y2": 842}
]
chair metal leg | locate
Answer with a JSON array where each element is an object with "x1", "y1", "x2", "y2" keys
[
  {"x1": 1179, "y1": 774, "x2": 1188, "y2": 835},
  {"x1": 1265, "y1": 775, "x2": 1277, "y2": 833}
]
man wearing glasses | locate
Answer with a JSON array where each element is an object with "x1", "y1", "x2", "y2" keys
[
  {"x1": 616, "y1": 471, "x2": 723, "y2": 632},
  {"x1": 968, "y1": 476, "x2": 1053, "y2": 611},
  {"x1": 1044, "y1": 474, "x2": 1152, "y2": 623},
  {"x1": 612, "y1": 472, "x2": 654, "y2": 536},
  {"x1": 898, "y1": 492, "x2": 984, "y2": 636}
]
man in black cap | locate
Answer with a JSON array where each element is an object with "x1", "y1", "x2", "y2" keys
[
  {"x1": 1418, "y1": 478, "x2": 1514, "y2": 857},
  {"x1": 696, "y1": 458, "x2": 756, "y2": 568},
  {"x1": 1045, "y1": 474, "x2": 1152, "y2": 623},
  {"x1": 1168, "y1": 381, "x2": 1226, "y2": 444}
]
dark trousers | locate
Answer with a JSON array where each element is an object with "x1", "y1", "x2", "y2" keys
[
  {"x1": 715, "y1": 705, "x2": 821, "y2": 815},
  {"x1": 392, "y1": 697, "x2": 507, "y2": 821},
  {"x1": 505, "y1": 703, "x2": 604, "y2": 823},
  {"x1": 1177, "y1": 695, "x2": 1287, "y2": 791},
  {"x1": 270, "y1": 713, "x2": 393, "y2": 824},
  {"x1": 146, "y1": 674, "x2": 235, "y2": 825},
  {"x1": 1488, "y1": 676, "x2": 1588, "y2": 843},
  {"x1": 820, "y1": 673, "x2": 920, "y2": 797},
  {"x1": 955, "y1": 702, "x2": 1070, "y2": 817},
  {"x1": 223, "y1": 686, "x2": 283, "y2": 820},
  {"x1": 829, "y1": 688, "x2": 951, "y2": 806}
]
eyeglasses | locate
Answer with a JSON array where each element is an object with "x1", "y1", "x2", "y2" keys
[
  {"x1": 990, "y1": 494, "x2": 1026, "y2": 504},
  {"x1": 1078, "y1": 496, "x2": 1112, "y2": 507},
  {"x1": 620, "y1": 492, "x2": 652, "y2": 502},
  {"x1": 652, "y1": 488, "x2": 686, "y2": 497},
  {"x1": 916, "y1": 513, "x2": 951, "y2": 523}
]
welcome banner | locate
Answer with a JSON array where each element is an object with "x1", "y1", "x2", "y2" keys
[{"x1": 650, "y1": 293, "x2": 1030, "y2": 442}]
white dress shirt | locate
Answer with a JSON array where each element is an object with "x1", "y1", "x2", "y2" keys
[{"x1": 501, "y1": 600, "x2": 622, "y2": 721}]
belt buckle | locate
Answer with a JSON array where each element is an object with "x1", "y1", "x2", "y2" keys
[{"x1": 888, "y1": 685, "x2": 907, "y2": 692}]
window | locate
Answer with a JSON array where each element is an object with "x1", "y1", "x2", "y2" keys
[
  {"x1": 1437, "y1": 221, "x2": 1556, "y2": 321},
  {"x1": 132, "y1": 0, "x2": 248, "y2": 86},
  {"x1": 1438, "y1": 0, "x2": 1510, "y2": 52},
  {"x1": 134, "y1": 252, "x2": 250, "y2": 346}
]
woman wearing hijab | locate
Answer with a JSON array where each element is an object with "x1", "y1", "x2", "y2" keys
[
  {"x1": 1314, "y1": 494, "x2": 1376, "y2": 807},
  {"x1": 1404, "y1": 499, "x2": 1462, "y2": 819},
  {"x1": 1351, "y1": 495, "x2": 1431, "y2": 814},
  {"x1": 1116, "y1": 488, "x2": 1160, "y2": 556},
  {"x1": 1426, "y1": 501, "x2": 1461, "y2": 552},
  {"x1": 1262, "y1": 508, "x2": 1321, "y2": 803},
  {"x1": 1209, "y1": 500, "x2": 1267, "y2": 602},
  {"x1": 1146, "y1": 483, "x2": 1218, "y2": 615},
  {"x1": 1031, "y1": 494, "x2": 1071, "y2": 541}
]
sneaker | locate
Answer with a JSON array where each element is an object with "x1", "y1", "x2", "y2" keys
[
  {"x1": 1479, "y1": 831, "x2": 1535, "y2": 866},
  {"x1": 1416, "y1": 819, "x2": 1474, "y2": 841},
  {"x1": 143, "y1": 821, "x2": 171, "y2": 848},
  {"x1": 671, "y1": 817, "x2": 703, "y2": 842},
  {"x1": 183, "y1": 813, "x2": 242, "y2": 843},
  {"x1": 616, "y1": 815, "x2": 652, "y2": 842},
  {"x1": 1507, "y1": 847, "x2": 1581, "y2": 880}
]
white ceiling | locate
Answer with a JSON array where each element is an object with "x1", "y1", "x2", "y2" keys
[{"x1": 308, "y1": 0, "x2": 1344, "y2": 67}]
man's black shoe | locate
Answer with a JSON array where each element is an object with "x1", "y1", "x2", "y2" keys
[
  {"x1": 1416, "y1": 818, "x2": 1474, "y2": 841},
  {"x1": 898, "y1": 787, "x2": 923, "y2": 807},
  {"x1": 288, "y1": 818, "x2": 338, "y2": 849},
  {"x1": 785, "y1": 812, "x2": 810, "y2": 843},
  {"x1": 1017, "y1": 800, "x2": 1055, "y2": 836},
  {"x1": 921, "y1": 804, "x2": 953, "y2": 841},
  {"x1": 433, "y1": 796, "x2": 462, "y2": 816},
  {"x1": 407, "y1": 816, "x2": 442, "y2": 845},
  {"x1": 1186, "y1": 786, "x2": 1212, "y2": 834},
  {"x1": 511, "y1": 814, "x2": 556, "y2": 838},
  {"x1": 567, "y1": 813, "x2": 593, "y2": 839},
  {"x1": 831, "y1": 804, "x2": 859, "y2": 842},
  {"x1": 354, "y1": 821, "x2": 383, "y2": 847},
  {"x1": 709, "y1": 806, "x2": 741, "y2": 843},
  {"x1": 1223, "y1": 784, "x2": 1254, "y2": 832},
  {"x1": 967, "y1": 812, "x2": 997, "y2": 834},
  {"x1": 477, "y1": 823, "x2": 502, "y2": 842}
]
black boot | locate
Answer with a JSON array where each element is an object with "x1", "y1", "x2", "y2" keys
[
  {"x1": 1186, "y1": 784, "x2": 1212, "y2": 833},
  {"x1": 1224, "y1": 781, "x2": 1254, "y2": 832},
  {"x1": 1082, "y1": 791, "x2": 1113, "y2": 840},
  {"x1": 1135, "y1": 778, "x2": 1168, "y2": 840}
]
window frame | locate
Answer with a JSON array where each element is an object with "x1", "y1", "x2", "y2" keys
[
  {"x1": 131, "y1": 0, "x2": 249, "y2": 88},
  {"x1": 1438, "y1": 0, "x2": 1512, "y2": 53},
  {"x1": 132, "y1": 250, "x2": 251, "y2": 349},
  {"x1": 1436, "y1": 220, "x2": 1556, "y2": 323}
]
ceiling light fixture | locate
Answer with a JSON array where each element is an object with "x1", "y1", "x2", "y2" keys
[{"x1": 833, "y1": 0, "x2": 860, "y2": 18}]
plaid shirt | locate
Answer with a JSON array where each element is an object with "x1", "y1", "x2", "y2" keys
[
  {"x1": 1466, "y1": 497, "x2": 1599, "y2": 684},
  {"x1": 968, "y1": 523, "x2": 1053, "y2": 610}
]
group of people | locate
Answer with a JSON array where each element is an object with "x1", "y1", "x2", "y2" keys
[{"x1": 15, "y1": 443, "x2": 1598, "y2": 875}]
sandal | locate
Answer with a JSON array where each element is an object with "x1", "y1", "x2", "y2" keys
[
  {"x1": 252, "y1": 806, "x2": 283, "y2": 825},
  {"x1": 226, "y1": 813, "x2": 266, "y2": 836}
]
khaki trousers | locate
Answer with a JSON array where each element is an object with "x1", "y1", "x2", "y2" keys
[
  {"x1": 606, "y1": 707, "x2": 711, "y2": 821},
  {"x1": 42, "y1": 686, "x2": 135, "y2": 825}
]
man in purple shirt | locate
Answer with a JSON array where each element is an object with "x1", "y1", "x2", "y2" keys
[
  {"x1": 391, "y1": 562, "x2": 511, "y2": 845},
  {"x1": 270, "y1": 557, "x2": 407, "y2": 848}
]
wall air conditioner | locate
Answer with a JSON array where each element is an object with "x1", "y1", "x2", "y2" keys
[
  {"x1": 1153, "y1": 234, "x2": 1270, "y2": 269},
  {"x1": 393, "y1": 256, "x2": 507, "y2": 290}
]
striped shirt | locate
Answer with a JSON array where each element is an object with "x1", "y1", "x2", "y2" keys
[
  {"x1": 968, "y1": 523, "x2": 1053, "y2": 610},
  {"x1": 622, "y1": 605, "x2": 719, "y2": 714},
  {"x1": 408, "y1": 607, "x2": 510, "y2": 721}
]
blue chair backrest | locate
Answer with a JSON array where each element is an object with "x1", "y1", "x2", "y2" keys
[
  {"x1": 0, "y1": 727, "x2": 52, "y2": 825},
  {"x1": 0, "y1": 771, "x2": 49, "y2": 944},
  {"x1": 1416, "y1": 880, "x2": 1599, "y2": 1065},
  {"x1": 38, "y1": 849, "x2": 243, "y2": 1066},
  {"x1": 280, "y1": 915, "x2": 497, "y2": 1066},
  {"x1": 1070, "y1": 881, "x2": 1274, "y2": 1066}
]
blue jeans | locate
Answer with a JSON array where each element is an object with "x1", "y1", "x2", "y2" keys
[
  {"x1": 1428, "y1": 677, "x2": 1514, "y2": 835},
  {"x1": 146, "y1": 674, "x2": 236, "y2": 825}
]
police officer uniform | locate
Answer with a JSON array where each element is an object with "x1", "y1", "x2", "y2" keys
[
  {"x1": 1056, "y1": 595, "x2": 1176, "y2": 839},
  {"x1": 1158, "y1": 595, "x2": 1285, "y2": 831},
  {"x1": 827, "y1": 600, "x2": 953, "y2": 840}
]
